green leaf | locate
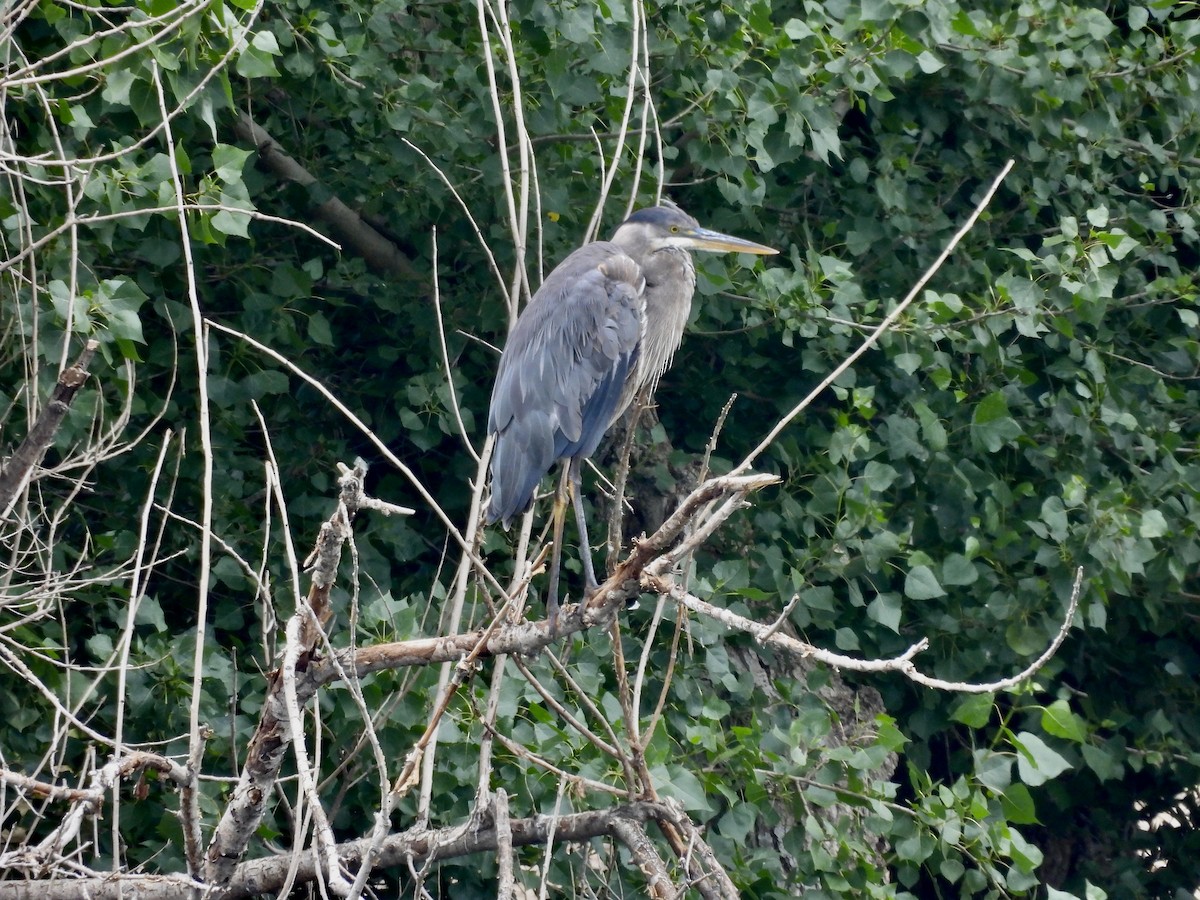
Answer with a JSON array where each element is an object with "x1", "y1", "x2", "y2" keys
[
  {"x1": 308, "y1": 312, "x2": 333, "y2": 346},
  {"x1": 236, "y1": 32, "x2": 281, "y2": 78},
  {"x1": 951, "y1": 693, "x2": 995, "y2": 728},
  {"x1": 916, "y1": 50, "x2": 944, "y2": 74},
  {"x1": 1005, "y1": 621, "x2": 1048, "y2": 655},
  {"x1": 971, "y1": 391, "x2": 1023, "y2": 452},
  {"x1": 1096, "y1": 228, "x2": 1139, "y2": 260},
  {"x1": 212, "y1": 144, "x2": 252, "y2": 183},
  {"x1": 866, "y1": 593, "x2": 902, "y2": 631},
  {"x1": 1007, "y1": 826, "x2": 1044, "y2": 872},
  {"x1": 1013, "y1": 731, "x2": 1072, "y2": 786},
  {"x1": 874, "y1": 714, "x2": 908, "y2": 752},
  {"x1": 951, "y1": 8, "x2": 981, "y2": 36},
  {"x1": 1041, "y1": 700, "x2": 1087, "y2": 743},
  {"x1": 894, "y1": 831, "x2": 935, "y2": 864},
  {"x1": 809, "y1": 126, "x2": 842, "y2": 163},
  {"x1": 211, "y1": 208, "x2": 251, "y2": 238},
  {"x1": 48, "y1": 280, "x2": 92, "y2": 333},
  {"x1": 833, "y1": 627, "x2": 859, "y2": 650},
  {"x1": 941, "y1": 553, "x2": 978, "y2": 586},
  {"x1": 1081, "y1": 743, "x2": 1124, "y2": 782},
  {"x1": 102, "y1": 68, "x2": 136, "y2": 106},
  {"x1": 862, "y1": 460, "x2": 899, "y2": 491},
  {"x1": 86, "y1": 632, "x2": 114, "y2": 659},
  {"x1": 939, "y1": 858, "x2": 964, "y2": 882},
  {"x1": 904, "y1": 565, "x2": 945, "y2": 600},
  {"x1": 653, "y1": 764, "x2": 713, "y2": 815},
  {"x1": 1001, "y1": 783, "x2": 1038, "y2": 824},
  {"x1": 1139, "y1": 509, "x2": 1169, "y2": 538},
  {"x1": 911, "y1": 401, "x2": 947, "y2": 450}
]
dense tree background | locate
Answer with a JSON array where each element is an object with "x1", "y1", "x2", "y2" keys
[{"x1": 2, "y1": 0, "x2": 1198, "y2": 896}]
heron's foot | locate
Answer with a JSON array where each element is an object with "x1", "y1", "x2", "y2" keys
[{"x1": 546, "y1": 593, "x2": 560, "y2": 637}]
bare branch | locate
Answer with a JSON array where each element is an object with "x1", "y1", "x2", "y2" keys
[
  {"x1": 0, "y1": 752, "x2": 190, "y2": 874},
  {"x1": 0, "y1": 802, "x2": 675, "y2": 900},
  {"x1": 203, "y1": 462, "x2": 370, "y2": 889},
  {"x1": 0, "y1": 339, "x2": 99, "y2": 521},
  {"x1": 609, "y1": 817, "x2": 679, "y2": 900},
  {"x1": 758, "y1": 591, "x2": 802, "y2": 643},
  {"x1": 494, "y1": 789, "x2": 515, "y2": 900},
  {"x1": 649, "y1": 566, "x2": 1084, "y2": 694},
  {"x1": 233, "y1": 114, "x2": 420, "y2": 279},
  {"x1": 152, "y1": 62, "x2": 214, "y2": 891},
  {"x1": 289, "y1": 473, "x2": 781, "y2": 686},
  {"x1": 429, "y1": 227, "x2": 481, "y2": 464}
]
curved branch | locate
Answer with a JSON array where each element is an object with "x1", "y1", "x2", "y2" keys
[{"x1": 651, "y1": 566, "x2": 1084, "y2": 694}]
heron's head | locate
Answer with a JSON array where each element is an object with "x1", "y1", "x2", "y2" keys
[{"x1": 612, "y1": 205, "x2": 778, "y2": 257}]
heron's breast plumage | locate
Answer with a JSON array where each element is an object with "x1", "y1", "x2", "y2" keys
[{"x1": 617, "y1": 246, "x2": 695, "y2": 416}]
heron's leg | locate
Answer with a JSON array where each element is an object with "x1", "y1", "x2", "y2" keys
[
  {"x1": 545, "y1": 462, "x2": 570, "y2": 634},
  {"x1": 568, "y1": 457, "x2": 600, "y2": 595}
]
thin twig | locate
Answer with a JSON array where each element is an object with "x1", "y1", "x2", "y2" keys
[
  {"x1": 733, "y1": 159, "x2": 1016, "y2": 474},
  {"x1": 260, "y1": 410, "x2": 351, "y2": 897},
  {"x1": 429, "y1": 227, "x2": 480, "y2": 463},
  {"x1": 113, "y1": 431, "x2": 175, "y2": 870},
  {"x1": 153, "y1": 62, "x2": 212, "y2": 888},
  {"x1": 509, "y1": 655, "x2": 622, "y2": 759},
  {"x1": 758, "y1": 592, "x2": 802, "y2": 643},
  {"x1": 203, "y1": 318, "x2": 507, "y2": 599}
]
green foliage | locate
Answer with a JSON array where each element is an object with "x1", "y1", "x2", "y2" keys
[{"x1": 4, "y1": 0, "x2": 1200, "y2": 896}]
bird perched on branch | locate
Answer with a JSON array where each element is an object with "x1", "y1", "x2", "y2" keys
[{"x1": 486, "y1": 204, "x2": 777, "y2": 631}]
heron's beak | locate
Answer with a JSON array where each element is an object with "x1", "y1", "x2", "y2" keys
[{"x1": 682, "y1": 225, "x2": 779, "y2": 256}]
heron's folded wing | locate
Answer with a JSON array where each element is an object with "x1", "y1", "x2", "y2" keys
[{"x1": 486, "y1": 245, "x2": 643, "y2": 525}]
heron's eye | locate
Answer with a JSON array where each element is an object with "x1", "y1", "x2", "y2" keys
[{"x1": 670, "y1": 225, "x2": 679, "y2": 233}]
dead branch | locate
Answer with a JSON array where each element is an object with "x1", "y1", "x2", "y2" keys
[
  {"x1": 494, "y1": 789, "x2": 515, "y2": 900},
  {"x1": 609, "y1": 817, "x2": 679, "y2": 899},
  {"x1": 0, "y1": 340, "x2": 99, "y2": 521},
  {"x1": 649, "y1": 566, "x2": 1084, "y2": 693},
  {"x1": 0, "y1": 751, "x2": 190, "y2": 874},
  {"x1": 203, "y1": 461, "x2": 372, "y2": 889},
  {"x1": 236, "y1": 800, "x2": 669, "y2": 899},
  {"x1": 651, "y1": 800, "x2": 740, "y2": 900},
  {"x1": 297, "y1": 472, "x2": 782, "y2": 694},
  {"x1": 0, "y1": 801, "x2": 676, "y2": 900},
  {"x1": 0, "y1": 752, "x2": 188, "y2": 809},
  {"x1": 233, "y1": 114, "x2": 420, "y2": 279}
]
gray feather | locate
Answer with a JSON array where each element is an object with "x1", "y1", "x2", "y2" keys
[{"x1": 486, "y1": 242, "x2": 642, "y2": 526}]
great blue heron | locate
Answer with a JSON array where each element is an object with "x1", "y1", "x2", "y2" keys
[{"x1": 486, "y1": 204, "x2": 777, "y2": 630}]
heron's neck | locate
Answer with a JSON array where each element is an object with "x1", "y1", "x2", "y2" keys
[{"x1": 639, "y1": 247, "x2": 696, "y2": 386}]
